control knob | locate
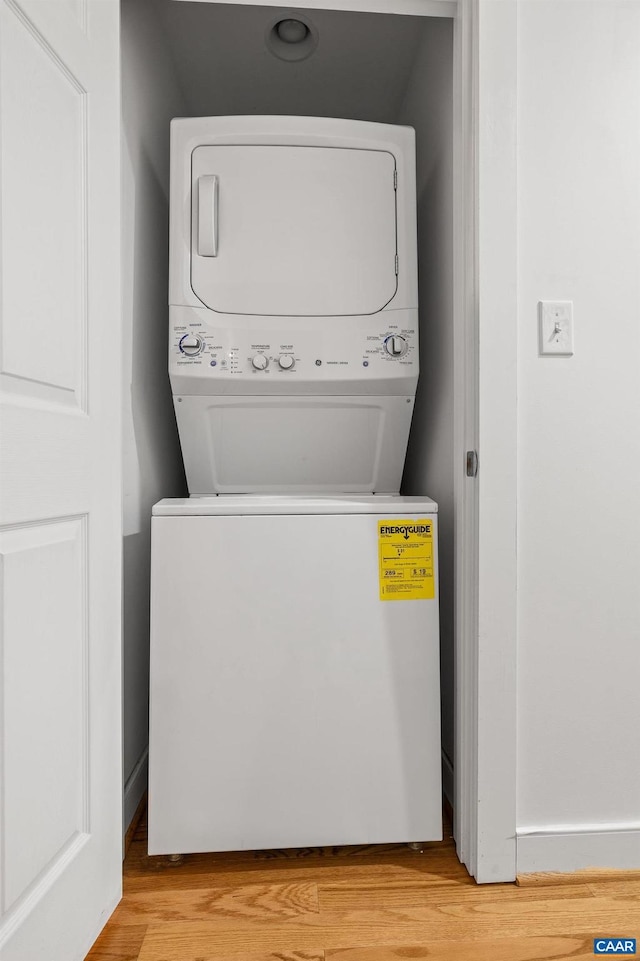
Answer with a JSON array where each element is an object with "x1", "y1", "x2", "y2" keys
[
  {"x1": 384, "y1": 335, "x2": 408, "y2": 357},
  {"x1": 278, "y1": 354, "x2": 294, "y2": 370},
  {"x1": 252, "y1": 353, "x2": 268, "y2": 370},
  {"x1": 179, "y1": 333, "x2": 204, "y2": 356}
]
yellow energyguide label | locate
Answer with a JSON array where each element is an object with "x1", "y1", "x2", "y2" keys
[{"x1": 378, "y1": 518, "x2": 435, "y2": 601}]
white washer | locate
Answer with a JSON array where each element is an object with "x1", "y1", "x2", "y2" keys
[
  {"x1": 148, "y1": 496, "x2": 442, "y2": 855},
  {"x1": 169, "y1": 116, "x2": 419, "y2": 495}
]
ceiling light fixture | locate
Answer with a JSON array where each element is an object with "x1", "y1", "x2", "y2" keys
[
  {"x1": 266, "y1": 13, "x2": 318, "y2": 62},
  {"x1": 277, "y1": 19, "x2": 308, "y2": 44}
]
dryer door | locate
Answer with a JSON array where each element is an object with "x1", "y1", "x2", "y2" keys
[{"x1": 190, "y1": 145, "x2": 398, "y2": 317}]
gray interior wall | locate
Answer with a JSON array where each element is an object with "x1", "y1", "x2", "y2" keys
[
  {"x1": 121, "y1": 0, "x2": 188, "y2": 831},
  {"x1": 398, "y1": 19, "x2": 454, "y2": 792},
  {"x1": 120, "y1": 0, "x2": 455, "y2": 828},
  {"x1": 156, "y1": 1, "x2": 425, "y2": 121}
]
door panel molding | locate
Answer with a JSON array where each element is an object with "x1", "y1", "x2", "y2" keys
[{"x1": 0, "y1": 0, "x2": 89, "y2": 412}]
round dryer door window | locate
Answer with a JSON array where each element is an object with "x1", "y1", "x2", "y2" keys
[{"x1": 190, "y1": 145, "x2": 398, "y2": 317}]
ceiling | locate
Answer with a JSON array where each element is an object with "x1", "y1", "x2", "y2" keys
[{"x1": 156, "y1": 1, "x2": 433, "y2": 122}]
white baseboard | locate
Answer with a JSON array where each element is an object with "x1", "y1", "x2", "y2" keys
[
  {"x1": 442, "y1": 750, "x2": 453, "y2": 809},
  {"x1": 123, "y1": 748, "x2": 148, "y2": 839},
  {"x1": 517, "y1": 824, "x2": 640, "y2": 874}
]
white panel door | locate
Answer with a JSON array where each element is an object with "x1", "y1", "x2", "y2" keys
[
  {"x1": 0, "y1": 1, "x2": 121, "y2": 959},
  {"x1": 191, "y1": 145, "x2": 398, "y2": 316}
]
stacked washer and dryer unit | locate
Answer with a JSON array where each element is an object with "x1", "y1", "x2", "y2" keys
[{"x1": 148, "y1": 116, "x2": 442, "y2": 855}]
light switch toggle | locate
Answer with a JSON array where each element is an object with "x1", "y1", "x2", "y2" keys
[{"x1": 539, "y1": 301, "x2": 574, "y2": 356}]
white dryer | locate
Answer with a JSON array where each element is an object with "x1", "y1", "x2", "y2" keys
[{"x1": 168, "y1": 116, "x2": 418, "y2": 495}]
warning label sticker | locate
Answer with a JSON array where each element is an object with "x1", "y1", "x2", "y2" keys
[{"x1": 378, "y1": 518, "x2": 435, "y2": 601}]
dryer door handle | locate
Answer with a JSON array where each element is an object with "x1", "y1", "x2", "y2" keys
[{"x1": 197, "y1": 175, "x2": 218, "y2": 257}]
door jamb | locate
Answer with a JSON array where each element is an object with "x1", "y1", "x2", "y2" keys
[
  {"x1": 172, "y1": 0, "x2": 456, "y2": 16},
  {"x1": 460, "y1": 0, "x2": 518, "y2": 882},
  {"x1": 452, "y1": 0, "x2": 480, "y2": 878}
]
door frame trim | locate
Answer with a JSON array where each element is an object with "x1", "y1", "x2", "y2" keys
[
  {"x1": 172, "y1": 0, "x2": 457, "y2": 18},
  {"x1": 455, "y1": 0, "x2": 519, "y2": 883}
]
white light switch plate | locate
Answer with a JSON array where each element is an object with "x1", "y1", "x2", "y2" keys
[{"x1": 539, "y1": 301, "x2": 574, "y2": 355}]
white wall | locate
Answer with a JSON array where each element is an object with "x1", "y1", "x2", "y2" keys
[
  {"x1": 516, "y1": 0, "x2": 640, "y2": 871},
  {"x1": 121, "y1": 0, "x2": 188, "y2": 831},
  {"x1": 399, "y1": 18, "x2": 454, "y2": 791}
]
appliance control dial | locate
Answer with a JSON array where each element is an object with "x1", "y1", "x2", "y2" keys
[
  {"x1": 278, "y1": 354, "x2": 294, "y2": 370},
  {"x1": 384, "y1": 335, "x2": 408, "y2": 357},
  {"x1": 252, "y1": 353, "x2": 268, "y2": 370},
  {"x1": 179, "y1": 333, "x2": 204, "y2": 356}
]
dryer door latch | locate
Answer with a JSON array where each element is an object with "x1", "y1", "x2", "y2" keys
[{"x1": 466, "y1": 450, "x2": 478, "y2": 478}]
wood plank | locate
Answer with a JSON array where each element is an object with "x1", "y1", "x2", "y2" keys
[
  {"x1": 325, "y1": 938, "x2": 599, "y2": 961},
  {"x1": 318, "y1": 878, "x2": 595, "y2": 911},
  {"x1": 124, "y1": 842, "x2": 470, "y2": 894},
  {"x1": 518, "y1": 868, "x2": 640, "y2": 887},
  {"x1": 127, "y1": 839, "x2": 455, "y2": 872},
  {"x1": 190, "y1": 953, "x2": 324, "y2": 961},
  {"x1": 112, "y1": 882, "x2": 319, "y2": 926},
  {"x1": 124, "y1": 839, "x2": 469, "y2": 884},
  {"x1": 588, "y1": 877, "x2": 640, "y2": 898},
  {"x1": 125, "y1": 794, "x2": 148, "y2": 857},
  {"x1": 135, "y1": 897, "x2": 640, "y2": 960},
  {"x1": 133, "y1": 808, "x2": 148, "y2": 843},
  {"x1": 85, "y1": 923, "x2": 147, "y2": 961}
]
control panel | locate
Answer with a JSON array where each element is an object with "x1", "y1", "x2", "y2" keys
[{"x1": 172, "y1": 319, "x2": 417, "y2": 381}]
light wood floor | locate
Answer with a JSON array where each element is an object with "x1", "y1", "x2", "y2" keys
[{"x1": 86, "y1": 806, "x2": 640, "y2": 961}]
